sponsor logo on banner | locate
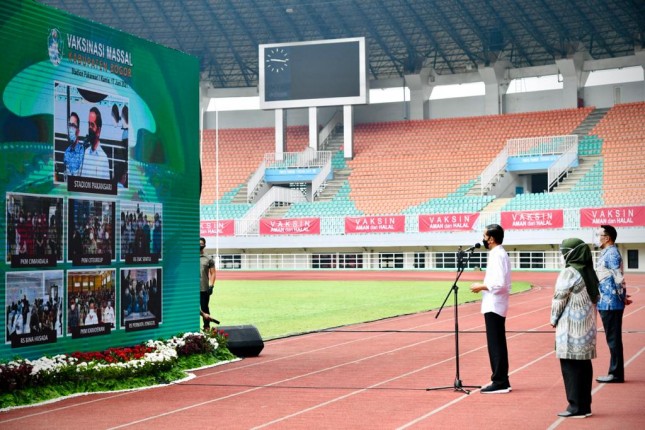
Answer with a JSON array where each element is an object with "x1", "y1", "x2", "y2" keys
[
  {"x1": 345, "y1": 215, "x2": 405, "y2": 234},
  {"x1": 501, "y1": 209, "x2": 564, "y2": 229},
  {"x1": 580, "y1": 206, "x2": 645, "y2": 227},
  {"x1": 200, "y1": 220, "x2": 235, "y2": 236},
  {"x1": 259, "y1": 218, "x2": 320, "y2": 235},
  {"x1": 419, "y1": 213, "x2": 480, "y2": 232}
]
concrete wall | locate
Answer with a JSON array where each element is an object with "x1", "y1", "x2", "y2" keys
[{"x1": 204, "y1": 80, "x2": 644, "y2": 130}]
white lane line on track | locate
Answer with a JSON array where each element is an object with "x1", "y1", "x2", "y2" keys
[
  {"x1": 0, "y1": 287, "x2": 553, "y2": 425},
  {"x1": 102, "y1": 300, "x2": 555, "y2": 429}
]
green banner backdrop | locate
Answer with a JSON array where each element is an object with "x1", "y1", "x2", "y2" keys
[{"x1": 1, "y1": 0, "x2": 200, "y2": 360}]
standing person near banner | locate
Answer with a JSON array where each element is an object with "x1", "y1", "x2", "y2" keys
[
  {"x1": 551, "y1": 238, "x2": 599, "y2": 418},
  {"x1": 80, "y1": 107, "x2": 110, "y2": 180},
  {"x1": 63, "y1": 112, "x2": 84, "y2": 178},
  {"x1": 470, "y1": 223, "x2": 512, "y2": 394},
  {"x1": 199, "y1": 237, "x2": 218, "y2": 330},
  {"x1": 594, "y1": 224, "x2": 632, "y2": 383}
]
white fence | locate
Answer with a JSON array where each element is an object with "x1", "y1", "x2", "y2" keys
[
  {"x1": 215, "y1": 250, "x2": 572, "y2": 271},
  {"x1": 507, "y1": 135, "x2": 577, "y2": 156}
]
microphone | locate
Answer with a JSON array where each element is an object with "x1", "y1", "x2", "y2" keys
[{"x1": 460, "y1": 243, "x2": 481, "y2": 253}]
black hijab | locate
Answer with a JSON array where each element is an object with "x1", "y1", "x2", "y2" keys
[{"x1": 561, "y1": 238, "x2": 600, "y2": 303}]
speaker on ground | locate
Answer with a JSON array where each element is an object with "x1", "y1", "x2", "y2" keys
[{"x1": 219, "y1": 325, "x2": 264, "y2": 357}]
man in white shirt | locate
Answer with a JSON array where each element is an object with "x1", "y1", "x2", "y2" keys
[
  {"x1": 470, "y1": 223, "x2": 512, "y2": 393},
  {"x1": 84, "y1": 301, "x2": 99, "y2": 326},
  {"x1": 103, "y1": 300, "x2": 115, "y2": 328},
  {"x1": 80, "y1": 107, "x2": 110, "y2": 180}
]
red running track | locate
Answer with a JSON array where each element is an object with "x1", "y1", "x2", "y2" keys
[{"x1": 1, "y1": 272, "x2": 643, "y2": 429}]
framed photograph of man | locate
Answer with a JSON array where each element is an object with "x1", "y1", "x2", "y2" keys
[
  {"x1": 119, "y1": 201, "x2": 162, "y2": 263},
  {"x1": 66, "y1": 269, "x2": 116, "y2": 339},
  {"x1": 53, "y1": 82, "x2": 129, "y2": 195},
  {"x1": 5, "y1": 270, "x2": 63, "y2": 347},
  {"x1": 6, "y1": 192, "x2": 64, "y2": 268},
  {"x1": 120, "y1": 267, "x2": 162, "y2": 332},
  {"x1": 67, "y1": 197, "x2": 116, "y2": 266}
]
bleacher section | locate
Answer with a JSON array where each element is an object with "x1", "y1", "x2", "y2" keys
[
  {"x1": 287, "y1": 182, "x2": 362, "y2": 218},
  {"x1": 502, "y1": 191, "x2": 603, "y2": 211},
  {"x1": 200, "y1": 104, "x2": 644, "y2": 225},
  {"x1": 200, "y1": 126, "x2": 309, "y2": 204},
  {"x1": 403, "y1": 182, "x2": 493, "y2": 215},
  {"x1": 592, "y1": 102, "x2": 645, "y2": 206},
  {"x1": 347, "y1": 107, "x2": 593, "y2": 214},
  {"x1": 200, "y1": 186, "x2": 252, "y2": 220}
]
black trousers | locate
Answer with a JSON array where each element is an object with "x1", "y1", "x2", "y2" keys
[
  {"x1": 560, "y1": 359, "x2": 593, "y2": 414},
  {"x1": 484, "y1": 312, "x2": 509, "y2": 385},
  {"x1": 599, "y1": 309, "x2": 625, "y2": 379},
  {"x1": 200, "y1": 291, "x2": 211, "y2": 328}
]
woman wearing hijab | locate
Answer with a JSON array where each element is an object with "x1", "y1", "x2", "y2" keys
[{"x1": 550, "y1": 238, "x2": 600, "y2": 418}]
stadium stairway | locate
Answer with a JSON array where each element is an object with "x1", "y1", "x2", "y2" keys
[
  {"x1": 479, "y1": 196, "x2": 510, "y2": 214},
  {"x1": 572, "y1": 107, "x2": 610, "y2": 138},
  {"x1": 552, "y1": 155, "x2": 602, "y2": 193}
]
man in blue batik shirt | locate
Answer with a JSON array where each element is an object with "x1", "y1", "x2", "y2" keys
[
  {"x1": 63, "y1": 112, "x2": 84, "y2": 178},
  {"x1": 594, "y1": 224, "x2": 632, "y2": 383}
]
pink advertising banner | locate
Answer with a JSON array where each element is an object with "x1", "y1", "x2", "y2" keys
[
  {"x1": 501, "y1": 209, "x2": 564, "y2": 229},
  {"x1": 580, "y1": 206, "x2": 645, "y2": 227},
  {"x1": 259, "y1": 218, "x2": 320, "y2": 235},
  {"x1": 419, "y1": 213, "x2": 480, "y2": 232},
  {"x1": 200, "y1": 220, "x2": 235, "y2": 236},
  {"x1": 345, "y1": 215, "x2": 406, "y2": 234}
]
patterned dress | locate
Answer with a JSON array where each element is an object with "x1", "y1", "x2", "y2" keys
[{"x1": 550, "y1": 267, "x2": 597, "y2": 360}]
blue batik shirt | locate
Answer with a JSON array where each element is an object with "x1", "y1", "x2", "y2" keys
[
  {"x1": 595, "y1": 245, "x2": 625, "y2": 311},
  {"x1": 64, "y1": 142, "x2": 84, "y2": 176}
]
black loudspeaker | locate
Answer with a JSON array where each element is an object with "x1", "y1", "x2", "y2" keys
[{"x1": 219, "y1": 325, "x2": 264, "y2": 357}]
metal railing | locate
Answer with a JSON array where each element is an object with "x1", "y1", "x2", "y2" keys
[
  {"x1": 214, "y1": 250, "x2": 576, "y2": 271},
  {"x1": 246, "y1": 160, "x2": 266, "y2": 202},
  {"x1": 237, "y1": 186, "x2": 307, "y2": 235},
  {"x1": 507, "y1": 135, "x2": 577, "y2": 156},
  {"x1": 548, "y1": 143, "x2": 578, "y2": 191},
  {"x1": 311, "y1": 157, "x2": 332, "y2": 199},
  {"x1": 319, "y1": 109, "x2": 343, "y2": 149},
  {"x1": 480, "y1": 147, "x2": 508, "y2": 195},
  {"x1": 264, "y1": 149, "x2": 332, "y2": 169}
]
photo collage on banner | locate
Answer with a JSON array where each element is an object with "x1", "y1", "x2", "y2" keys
[
  {"x1": 66, "y1": 269, "x2": 116, "y2": 339},
  {"x1": 120, "y1": 267, "x2": 162, "y2": 331},
  {"x1": 1, "y1": 0, "x2": 200, "y2": 359},
  {"x1": 6, "y1": 193, "x2": 64, "y2": 268},
  {"x1": 119, "y1": 201, "x2": 163, "y2": 264},
  {"x1": 5, "y1": 271, "x2": 64, "y2": 348}
]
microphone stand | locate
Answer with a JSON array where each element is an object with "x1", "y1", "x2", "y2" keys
[{"x1": 426, "y1": 248, "x2": 480, "y2": 394}]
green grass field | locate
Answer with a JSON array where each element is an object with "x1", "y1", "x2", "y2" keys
[{"x1": 207, "y1": 280, "x2": 532, "y2": 339}]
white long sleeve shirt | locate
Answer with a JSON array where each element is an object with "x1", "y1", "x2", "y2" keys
[{"x1": 481, "y1": 245, "x2": 512, "y2": 317}]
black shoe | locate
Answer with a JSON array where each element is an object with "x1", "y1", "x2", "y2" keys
[
  {"x1": 596, "y1": 374, "x2": 624, "y2": 383},
  {"x1": 557, "y1": 411, "x2": 587, "y2": 419},
  {"x1": 480, "y1": 383, "x2": 512, "y2": 394}
]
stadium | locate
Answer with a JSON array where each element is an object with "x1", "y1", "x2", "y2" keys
[
  {"x1": 30, "y1": 0, "x2": 644, "y2": 269},
  {"x1": 1, "y1": 0, "x2": 644, "y2": 428}
]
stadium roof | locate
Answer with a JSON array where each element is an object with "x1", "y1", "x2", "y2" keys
[{"x1": 40, "y1": 0, "x2": 645, "y2": 89}]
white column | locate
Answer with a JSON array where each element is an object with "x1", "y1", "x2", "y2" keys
[
  {"x1": 275, "y1": 109, "x2": 286, "y2": 160},
  {"x1": 556, "y1": 50, "x2": 589, "y2": 109},
  {"x1": 404, "y1": 69, "x2": 433, "y2": 120},
  {"x1": 308, "y1": 106, "x2": 318, "y2": 150},
  {"x1": 479, "y1": 60, "x2": 511, "y2": 115},
  {"x1": 343, "y1": 105, "x2": 353, "y2": 160}
]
